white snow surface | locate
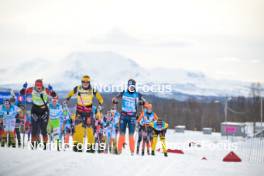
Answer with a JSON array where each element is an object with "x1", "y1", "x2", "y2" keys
[{"x1": 0, "y1": 130, "x2": 263, "y2": 176}]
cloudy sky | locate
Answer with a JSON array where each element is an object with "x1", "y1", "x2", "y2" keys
[{"x1": 0, "y1": 0, "x2": 263, "y2": 82}]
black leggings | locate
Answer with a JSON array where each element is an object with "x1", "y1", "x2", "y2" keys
[
  {"x1": 15, "y1": 128, "x2": 21, "y2": 143},
  {"x1": 31, "y1": 105, "x2": 49, "y2": 142}
]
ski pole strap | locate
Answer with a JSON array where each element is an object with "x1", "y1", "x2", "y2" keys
[{"x1": 40, "y1": 93, "x2": 48, "y2": 108}]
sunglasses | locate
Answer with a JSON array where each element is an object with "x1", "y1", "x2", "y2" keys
[{"x1": 82, "y1": 81, "x2": 90, "y2": 84}]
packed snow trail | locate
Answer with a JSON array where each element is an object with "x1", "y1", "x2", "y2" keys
[{"x1": 0, "y1": 131, "x2": 264, "y2": 176}]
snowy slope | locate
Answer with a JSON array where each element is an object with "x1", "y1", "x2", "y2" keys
[
  {"x1": 0, "y1": 130, "x2": 263, "y2": 176},
  {"x1": 0, "y1": 51, "x2": 251, "y2": 97}
]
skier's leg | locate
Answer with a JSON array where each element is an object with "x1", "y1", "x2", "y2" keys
[
  {"x1": 72, "y1": 123, "x2": 85, "y2": 152},
  {"x1": 64, "y1": 128, "x2": 70, "y2": 144},
  {"x1": 39, "y1": 110, "x2": 49, "y2": 150},
  {"x1": 142, "y1": 137, "x2": 146, "y2": 156},
  {"x1": 15, "y1": 120, "x2": 21, "y2": 147},
  {"x1": 151, "y1": 130, "x2": 158, "y2": 155},
  {"x1": 47, "y1": 120, "x2": 53, "y2": 143},
  {"x1": 50, "y1": 119, "x2": 60, "y2": 151},
  {"x1": 31, "y1": 111, "x2": 40, "y2": 149},
  {"x1": 86, "y1": 112, "x2": 95, "y2": 152},
  {"x1": 128, "y1": 116, "x2": 136, "y2": 154},
  {"x1": 1, "y1": 131, "x2": 7, "y2": 147},
  {"x1": 136, "y1": 126, "x2": 142, "y2": 154},
  {"x1": 9, "y1": 131, "x2": 16, "y2": 148},
  {"x1": 9, "y1": 118, "x2": 16, "y2": 148},
  {"x1": 146, "y1": 127, "x2": 152, "y2": 154},
  {"x1": 160, "y1": 130, "x2": 168, "y2": 157},
  {"x1": 86, "y1": 127, "x2": 95, "y2": 152},
  {"x1": 117, "y1": 115, "x2": 127, "y2": 153}
]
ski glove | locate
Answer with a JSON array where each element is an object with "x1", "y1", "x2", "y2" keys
[
  {"x1": 23, "y1": 82, "x2": 28, "y2": 89},
  {"x1": 98, "y1": 105, "x2": 103, "y2": 111},
  {"x1": 112, "y1": 98, "x2": 118, "y2": 104},
  {"x1": 50, "y1": 91, "x2": 57, "y2": 98},
  {"x1": 48, "y1": 84, "x2": 53, "y2": 91}
]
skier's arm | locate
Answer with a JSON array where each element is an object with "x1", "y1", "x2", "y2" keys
[
  {"x1": 20, "y1": 87, "x2": 33, "y2": 95},
  {"x1": 112, "y1": 91, "x2": 124, "y2": 104},
  {"x1": 15, "y1": 106, "x2": 22, "y2": 115},
  {"x1": 137, "y1": 111, "x2": 144, "y2": 123},
  {"x1": 138, "y1": 93, "x2": 146, "y2": 105},
  {"x1": 66, "y1": 86, "x2": 78, "y2": 101},
  {"x1": 154, "y1": 113, "x2": 159, "y2": 120},
  {"x1": 164, "y1": 122, "x2": 169, "y2": 129},
  {"x1": 45, "y1": 88, "x2": 57, "y2": 98},
  {"x1": 94, "y1": 90, "x2": 104, "y2": 105}
]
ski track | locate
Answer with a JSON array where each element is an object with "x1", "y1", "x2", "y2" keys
[{"x1": 1, "y1": 131, "x2": 264, "y2": 176}]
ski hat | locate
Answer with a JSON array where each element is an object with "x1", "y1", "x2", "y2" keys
[
  {"x1": 3, "y1": 99, "x2": 11, "y2": 106},
  {"x1": 128, "y1": 79, "x2": 136, "y2": 86},
  {"x1": 144, "y1": 103, "x2": 152, "y2": 110},
  {"x1": 52, "y1": 96, "x2": 59, "y2": 102},
  {"x1": 35, "y1": 79, "x2": 43, "y2": 88},
  {"x1": 82, "y1": 75, "x2": 90, "y2": 83}
]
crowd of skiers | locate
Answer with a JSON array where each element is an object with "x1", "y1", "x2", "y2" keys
[{"x1": 0, "y1": 75, "x2": 169, "y2": 157}]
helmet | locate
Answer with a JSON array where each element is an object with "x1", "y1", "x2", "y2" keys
[
  {"x1": 128, "y1": 79, "x2": 136, "y2": 86},
  {"x1": 35, "y1": 79, "x2": 43, "y2": 88},
  {"x1": 81, "y1": 75, "x2": 91, "y2": 83}
]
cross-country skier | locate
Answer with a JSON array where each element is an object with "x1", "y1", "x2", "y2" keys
[
  {"x1": 0, "y1": 99, "x2": 21, "y2": 147},
  {"x1": 103, "y1": 109, "x2": 119, "y2": 154},
  {"x1": 15, "y1": 104, "x2": 26, "y2": 147},
  {"x1": 65, "y1": 75, "x2": 104, "y2": 152},
  {"x1": 112, "y1": 79, "x2": 146, "y2": 155},
  {"x1": 24, "y1": 111, "x2": 32, "y2": 143},
  {"x1": 150, "y1": 119, "x2": 168, "y2": 157},
  {"x1": 110, "y1": 108, "x2": 120, "y2": 154},
  {"x1": 136, "y1": 103, "x2": 158, "y2": 156},
  {"x1": 47, "y1": 96, "x2": 64, "y2": 151},
  {"x1": 94, "y1": 107, "x2": 104, "y2": 153},
  {"x1": 20, "y1": 80, "x2": 57, "y2": 149},
  {"x1": 61, "y1": 101, "x2": 72, "y2": 146}
]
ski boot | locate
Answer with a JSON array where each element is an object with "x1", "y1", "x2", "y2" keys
[
  {"x1": 1, "y1": 141, "x2": 5, "y2": 147},
  {"x1": 56, "y1": 140, "x2": 61, "y2": 151},
  {"x1": 18, "y1": 141, "x2": 22, "y2": 148},
  {"x1": 141, "y1": 150, "x2": 144, "y2": 156},
  {"x1": 8, "y1": 137, "x2": 16, "y2": 148},
  {"x1": 164, "y1": 152, "x2": 168, "y2": 157},
  {"x1": 136, "y1": 147, "x2": 139, "y2": 155},
  {"x1": 1, "y1": 137, "x2": 7, "y2": 147},
  {"x1": 86, "y1": 144, "x2": 95, "y2": 153},
  {"x1": 73, "y1": 142, "x2": 82, "y2": 152},
  {"x1": 43, "y1": 142, "x2": 47, "y2": 150},
  {"x1": 151, "y1": 150, "x2": 155, "y2": 156}
]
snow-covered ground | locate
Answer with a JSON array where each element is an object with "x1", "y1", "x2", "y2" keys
[{"x1": 0, "y1": 130, "x2": 264, "y2": 176}]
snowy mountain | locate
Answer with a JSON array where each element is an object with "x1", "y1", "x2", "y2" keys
[{"x1": 0, "y1": 51, "x2": 251, "y2": 98}]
